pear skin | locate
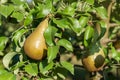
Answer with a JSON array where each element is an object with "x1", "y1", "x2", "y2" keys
[{"x1": 24, "y1": 18, "x2": 48, "y2": 60}]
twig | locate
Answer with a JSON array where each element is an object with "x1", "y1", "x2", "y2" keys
[{"x1": 100, "y1": 0, "x2": 115, "y2": 47}]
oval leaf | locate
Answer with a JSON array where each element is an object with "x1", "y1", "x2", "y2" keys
[
  {"x1": 84, "y1": 26, "x2": 94, "y2": 40},
  {"x1": 44, "y1": 25, "x2": 58, "y2": 46},
  {"x1": 47, "y1": 46, "x2": 59, "y2": 63},
  {"x1": 57, "y1": 39, "x2": 73, "y2": 51},
  {"x1": 24, "y1": 63, "x2": 38, "y2": 76}
]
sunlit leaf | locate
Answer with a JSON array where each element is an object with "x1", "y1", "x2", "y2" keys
[
  {"x1": 11, "y1": 11, "x2": 24, "y2": 22},
  {"x1": 0, "y1": 5, "x2": 14, "y2": 18},
  {"x1": 60, "y1": 61, "x2": 74, "y2": 75},
  {"x1": 86, "y1": 0, "x2": 94, "y2": 5},
  {"x1": 24, "y1": 14, "x2": 33, "y2": 26},
  {"x1": 0, "y1": 71, "x2": 16, "y2": 80},
  {"x1": 36, "y1": 0, "x2": 52, "y2": 18},
  {"x1": 47, "y1": 46, "x2": 59, "y2": 63},
  {"x1": 57, "y1": 39, "x2": 73, "y2": 51},
  {"x1": 68, "y1": 17, "x2": 82, "y2": 35},
  {"x1": 53, "y1": 18, "x2": 70, "y2": 29},
  {"x1": 44, "y1": 25, "x2": 58, "y2": 46},
  {"x1": 11, "y1": 0, "x2": 24, "y2": 5},
  {"x1": 84, "y1": 26, "x2": 94, "y2": 40},
  {"x1": 12, "y1": 28, "x2": 28, "y2": 47},
  {"x1": 0, "y1": 36, "x2": 8, "y2": 51},
  {"x1": 96, "y1": 6, "x2": 107, "y2": 19},
  {"x1": 2, "y1": 52, "x2": 17, "y2": 70},
  {"x1": 79, "y1": 16, "x2": 89, "y2": 28},
  {"x1": 24, "y1": 63, "x2": 38, "y2": 76}
]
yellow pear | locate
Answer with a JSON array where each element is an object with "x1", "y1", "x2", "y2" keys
[{"x1": 24, "y1": 17, "x2": 48, "y2": 60}]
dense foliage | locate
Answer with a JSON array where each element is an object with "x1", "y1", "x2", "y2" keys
[{"x1": 0, "y1": 0, "x2": 120, "y2": 80}]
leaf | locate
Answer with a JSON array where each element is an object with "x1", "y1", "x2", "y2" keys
[
  {"x1": 60, "y1": 61, "x2": 74, "y2": 75},
  {"x1": 2, "y1": 52, "x2": 17, "y2": 70},
  {"x1": 11, "y1": 11, "x2": 24, "y2": 22},
  {"x1": 96, "y1": 6, "x2": 107, "y2": 19},
  {"x1": 79, "y1": 16, "x2": 89, "y2": 28},
  {"x1": 86, "y1": 0, "x2": 94, "y2": 5},
  {"x1": 0, "y1": 36, "x2": 8, "y2": 51},
  {"x1": 36, "y1": 0, "x2": 52, "y2": 18},
  {"x1": 84, "y1": 26, "x2": 94, "y2": 40},
  {"x1": 67, "y1": 17, "x2": 82, "y2": 35},
  {"x1": 39, "y1": 60, "x2": 54, "y2": 75},
  {"x1": 0, "y1": 5, "x2": 14, "y2": 18},
  {"x1": 12, "y1": 28, "x2": 28, "y2": 47},
  {"x1": 57, "y1": 39, "x2": 73, "y2": 51},
  {"x1": 11, "y1": 0, "x2": 24, "y2": 5},
  {"x1": 0, "y1": 71, "x2": 16, "y2": 80},
  {"x1": 44, "y1": 25, "x2": 58, "y2": 46},
  {"x1": 24, "y1": 14, "x2": 33, "y2": 26},
  {"x1": 47, "y1": 46, "x2": 59, "y2": 63},
  {"x1": 58, "y1": 5, "x2": 75, "y2": 17},
  {"x1": 53, "y1": 18, "x2": 70, "y2": 29},
  {"x1": 97, "y1": 20, "x2": 107, "y2": 40},
  {"x1": 24, "y1": 63, "x2": 38, "y2": 76}
]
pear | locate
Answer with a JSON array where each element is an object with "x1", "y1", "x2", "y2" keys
[{"x1": 24, "y1": 17, "x2": 48, "y2": 60}]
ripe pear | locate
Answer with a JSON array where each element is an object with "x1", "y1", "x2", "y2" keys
[
  {"x1": 82, "y1": 48, "x2": 105, "y2": 72},
  {"x1": 24, "y1": 18, "x2": 48, "y2": 60}
]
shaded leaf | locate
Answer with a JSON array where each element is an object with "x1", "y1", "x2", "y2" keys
[
  {"x1": 24, "y1": 63, "x2": 38, "y2": 76},
  {"x1": 57, "y1": 39, "x2": 73, "y2": 51},
  {"x1": 47, "y1": 46, "x2": 59, "y2": 63}
]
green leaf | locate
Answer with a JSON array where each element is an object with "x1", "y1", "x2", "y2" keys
[
  {"x1": 24, "y1": 63, "x2": 38, "y2": 76},
  {"x1": 86, "y1": 0, "x2": 94, "y2": 5},
  {"x1": 84, "y1": 26, "x2": 94, "y2": 40},
  {"x1": 96, "y1": 6, "x2": 107, "y2": 19},
  {"x1": 79, "y1": 16, "x2": 89, "y2": 28},
  {"x1": 36, "y1": 0, "x2": 52, "y2": 18},
  {"x1": 68, "y1": 17, "x2": 82, "y2": 35},
  {"x1": 47, "y1": 46, "x2": 59, "y2": 63},
  {"x1": 11, "y1": 0, "x2": 24, "y2": 5},
  {"x1": 58, "y1": 5, "x2": 75, "y2": 17},
  {"x1": 44, "y1": 25, "x2": 58, "y2": 46},
  {"x1": 11, "y1": 11, "x2": 24, "y2": 22},
  {"x1": 39, "y1": 60, "x2": 54, "y2": 75},
  {"x1": 24, "y1": 14, "x2": 33, "y2": 26},
  {"x1": 0, "y1": 5, "x2": 14, "y2": 18},
  {"x1": 97, "y1": 20, "x2": 107, "y2": 40},
  {"x1": 0, "y1": 36, "x2": 8, "y2": 51},
  {"x1": 2, "y1": 52, "x2": 17, "y2": 70},
  {"x1": 0, "y1": 71, "x2": 16, "y2": 80},
  {"x1": 60, "y1": 61, "x2": 74, "y2": 75},
  {"x1": 57, "y1": 39, "x2": 73, "y2": 51},
  {"x1": 12, "y1": 28, "x2": 28, "y2": 47},
  {"x1": 53, "y1": 18, "x2": 70, "y2": 29}
]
